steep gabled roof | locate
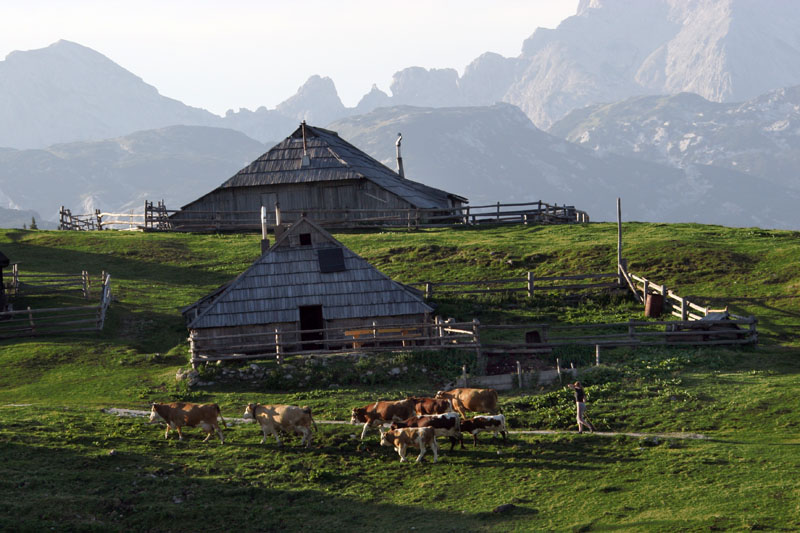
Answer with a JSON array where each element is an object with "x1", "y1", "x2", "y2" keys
[
  {"x1": 181, "y1": 123, "x2": 466, "y2": 209},
  {"x1": 186, "y1": 217, "x2": 433, "y2": 329}
]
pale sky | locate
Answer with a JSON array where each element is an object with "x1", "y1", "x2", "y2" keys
[{"x1": 0, "y1": 1, "x2": 576, "y2": 116}]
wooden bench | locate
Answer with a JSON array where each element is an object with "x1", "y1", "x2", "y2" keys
[{"x1": 344, "y1": 327, "x2": 423, "y2": 349}]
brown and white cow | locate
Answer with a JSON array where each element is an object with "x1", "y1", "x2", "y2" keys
[
  {"x1": 435, "y1": 388, "x2": 499, "y2": 417},
  {"x1": 350, "y1": 399, "x2": 416, "y2": 440},
  {"x1": 391, "y1": 412, "x2": 461, "y2": 450},
  {"x1": 149, "y1": 402, "x2": 226, "y2": 443},
  {"x1": 406, "y1": 396, "x2": 454, "y2": 416},
  {"x1": 379, "y1": 427, "x2": 438, "y2": 463},
  {"x1": 459, "y1": 414, "x2": 507, "y2": 448},
  {"x1": 242, "y1": 404, "x2": 317, "y2": 447}
]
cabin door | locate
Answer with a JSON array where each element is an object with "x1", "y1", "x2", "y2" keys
[
  {"x1": 299, "y1": 305, "x2": 324, "y2": 350},
  {"x1": 260, "y1": 193, "x2": 278, "y2": 224}
]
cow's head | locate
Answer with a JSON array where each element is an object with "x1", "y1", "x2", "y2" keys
[
  {"x1": 350, "y1": 407, "x2": 365, "y2": 425},
  {"x1": 148, "y1": 403, "x2": 164, "y2": 424},
  {"x1": 434, "y1": 391, "x2": 447, "y2": 399},
  {"x1": 242, "y1": 403, "x2": 257, "y2": 421},
  {"x1": 379, "y1": 428, "x2": 392, "y2": 447}
]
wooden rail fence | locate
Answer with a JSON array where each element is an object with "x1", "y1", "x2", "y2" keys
[
  {"x1": 6, "y1": 264, "x2": 100, "y2": 299},
  {"x1": 409, "y1": 272, "x2": 619, "y2": 298},
  {"x1": 0, "y1": 273, "x2": 112, "y2": 339},
  {"x1": 59, "y1": 200, "x2": 589, "y2": 232},
  {"x1": 189, "y1": 319, "x2": 481, "y2": 366}
]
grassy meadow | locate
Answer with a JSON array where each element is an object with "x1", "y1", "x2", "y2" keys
[{"x1": 0, "y1": 223, "x2": 799, "y2": 532}]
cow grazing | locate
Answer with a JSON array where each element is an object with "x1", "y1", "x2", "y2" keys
[
  {"x1": 435, "y1": 388, "x2": 499, "y2": 417},
  {"x1": 242, "y1": 404, "x2": 317, "y2": 447},
  {"x1": 391, "y1": 412, "x2": 461, "y2": 450},
  {"x1": 350, "y1": 399, "x2": 416, "y2": 440},
  {"x1": 149, "y1": 402, "x2": 226, "y2": 443},
  {"x1": 379, "y1": 427, "x2": 438, "y2": 463},
  {"x1": 407, "y1": 396, "x2": 454, "y2": 416},
  {"x1": 459, "y1": 415, "x2": 508, "y2": 448}
]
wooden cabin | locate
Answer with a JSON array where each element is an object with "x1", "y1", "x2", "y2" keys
[
  {"x1": 183, "y1": 217, "x2": 434, "y2": 363},
  {"x1": 169, "y1": 122, "x2": 467, "y2": 230}
]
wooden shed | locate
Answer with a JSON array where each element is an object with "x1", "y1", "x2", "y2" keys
[
  {"x1": 169, "y1": 122, "x2": 467, "y2": 229},
  {"x1": 183, "y1": 217, "x2": 434, "y2": 363}
]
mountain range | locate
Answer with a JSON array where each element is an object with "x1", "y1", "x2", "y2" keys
[{"x1": 1, "y1": 0, "x2": 799, "y2": 229}]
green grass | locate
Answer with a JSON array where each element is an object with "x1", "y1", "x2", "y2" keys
[{"x1": 0, "y1": 224, "x2": 799, "y2": 531}]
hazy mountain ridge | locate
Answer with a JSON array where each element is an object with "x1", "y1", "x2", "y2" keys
[
  {"x1": 548, "y1": 86, "x2": 800, "y2": 191},
  {"x1": 329, "y1": 104, "x2": 800, "y2": 228},
  {"x1": 0, "y1": 126, "x2": 266, "y2": 221}
]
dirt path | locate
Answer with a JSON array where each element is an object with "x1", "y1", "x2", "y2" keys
[{"x1": 101, "y1": 408, "x2": 707, "y2": 440}]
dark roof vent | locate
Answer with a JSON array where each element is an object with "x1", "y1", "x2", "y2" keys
[{"x1": 301, "y1": 121, "x2": 311, "y2": 167}]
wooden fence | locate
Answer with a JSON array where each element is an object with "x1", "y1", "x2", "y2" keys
[
  {"x1": 0, "y1": 273, "x2": 112, "y2": 339},
  {"x1": 59, "y1": 206, "x2": 145, "y2": 231},
  {"x1": 189, "y1": 319, "x2": 480, "y2": 366},
  {"x1": 6, "y1": 264, "x2": 100, "y2": 299},
  {"x1": 479, "y1": 317, "x2": 757, "y2": 356},
  {"x1": 162, "y1": 201, "x2": 589, "y2": 232},
  {"x1": 55, "y1": 200, "x2": 590, "y2": 232},
  {"x1": 409, "y1": 272, "x2": 619, "y2": 298},
  {"x1": 628, "y1": 272, "x2": 736, "y2": 321}
]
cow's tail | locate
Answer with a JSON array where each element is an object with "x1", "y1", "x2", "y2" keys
[
  {"x1": 304, "y1": 407, "x2": 318, "y2": 432},
  {"x1": 215, "y1": 404, "x2": 227, "y2": 428}
]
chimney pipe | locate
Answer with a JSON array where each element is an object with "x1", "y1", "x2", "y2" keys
[
  {"x1": 301, "y1": 121, "x2": 311, "y2": 167},
  {"x1": 260, "y1": 205, "x2": 270, "y2": 253},
  {"x1": 395, "y1": 133, "x2": 405, "y2": 178}
]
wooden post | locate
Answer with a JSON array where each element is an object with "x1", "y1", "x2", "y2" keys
[
  {"x1": 643, "y1": 279, "x2": 649, "y2": 308},
  {"x1": 96, "y1": 209, "x2": 103, "y2": 231},
  {"x1": 460, "y1": 365, "x2": 468, "y2": 387},
  {"x1": 260, "y1": 206, "x2": 270, "y2": 253},
  {"x1": 595, "y1": 345, "x2": 600, "y2": 366},
  {"x1": 496, "y1": 201, "x2": 500, "y2": 222},
  {"x1": 472, "y1": 318, "x2": 484, "y2": 376},
  {"x1": 372, "y1": 320, "x2": 378, "y2": 346},
  {"x1": 463, "y1": 206, "x2": 469, "y2": 225},
  {"x1": 436, "y1": 316, "x2": 444, "y2": 345},
  {"x1": 12, "y1": 264, "x2": 18, "y2": 296},
  {"x1": 527, "y1": 271, "x2": 534, "y2": 298},
  {"x1": 617, "y1": 197, "x2": 623, "y2": 286},
  {"x1": 189, "y1": 333, "x2": 197, "y2": 369},
  {"x1": 27, "y1": 306, "x2": 35, "y2": 334},
  {"x1": 415, "y1": 208, "x2": 420, "y2": 229},
  {"x1": 661, "y1": 285, "x2": 667, "y2": 314},
  {"x1": 628, "y1": 319, "x2": 635, "y2": 338},
  {"x1": 516, "y1": 360, "x2": 523, "y2": 389},
  {"x1": 681, "y1": 297, "x2": 688, "y2": 321},
  {"x1": 749, "y1": 317, "x2": 758, "y2": 345},
  {"x1": 556, "y1": 358, "x2": 562, "y2": 381},
  {"x1": 81, "y1": 270, "x2": 89, "y2": 299},
  {"x1": 425, "y1": 282, "x2": 433, "y2": 300},
  {"x1": 274, "y1": 327, "x2": 282, "y2": 364},
  {"x1": 523, "y1": 213, "x2": 529, "y2": 225}
]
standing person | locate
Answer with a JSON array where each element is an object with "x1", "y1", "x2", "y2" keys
[{"x1": 567, "y1": 381, "x2": 595, "y2": 433}]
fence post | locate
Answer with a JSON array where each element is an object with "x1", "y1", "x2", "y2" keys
[
  {"x1": 661, "y1": 285, "x2": 667, "y2": 314},
  {"x1": 461, "y1": 365, "x2": 468, "y2": 387},
  {"x1": 472, "y1": 318, "x2": 485, "y2": 375},
  {"x1": 425, "y1": 282, "x2": 433, "y2": 300},
  {"x1": 436, "y1": 316, "x2": 444, "y2": 345},
  {"x1": 462, "y1": 206, "x2": 469, "y2": 225},
  {"x1": 27, "y1": 306, "x2": 35, "y2": 334},
  {"x1": 681, "y1": 297, "x2": 688, "y2": 321},
  {"x1": 516, "y1": 360, "x2": 523, "y2": 389},
  {"x1": 749, "y1": 317, "x2": 758, "y2": 345},
  {"x1": 372, "y1": 320, "x2": 378, "y2": 346},
  {"x1": 527, "y1": 271, "x2": 534, "y2": 298},
  {"x1": 12, "y1": 264, "x2": 18, "y2": 296},
  {"x1": 81, "y1": 270, "x2": 89, "y2": 299},
  {"x1": 595, "y1": 345, "x2": 600, "y2": 366},
  {"x1": 274, "y1": 327, "x2": 283, "y2": 364},
  {"x1": 628, "y1": 319, "x2": 635, "y2": 339},
  {"x1": 556, "y1": 358, "x2": 562, "y2": 382},
  {"x1": 642, "y1": 279, "x2": 649, "y2": 308},
  {"x1": 496, "y1": 201, "x2": 500, "y2": 223},
  {"x1": 189, "y1": 333, "x2": 197, "y2": 369}
]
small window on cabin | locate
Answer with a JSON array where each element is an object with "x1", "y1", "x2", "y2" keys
[
  {"x1": 299, "y1": 233, "x2": 312, "y2": 246},
  {"x1": 318, "y1": 248, "x2": 346, "y2": 273}
]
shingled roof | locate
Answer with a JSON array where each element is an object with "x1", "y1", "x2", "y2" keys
[
  {"x1": 186, "y1": 123, "x2": 465, "y2": 209},
  {"x1": 185, "y1": 217, "x2": 433, "y2": 330}
]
